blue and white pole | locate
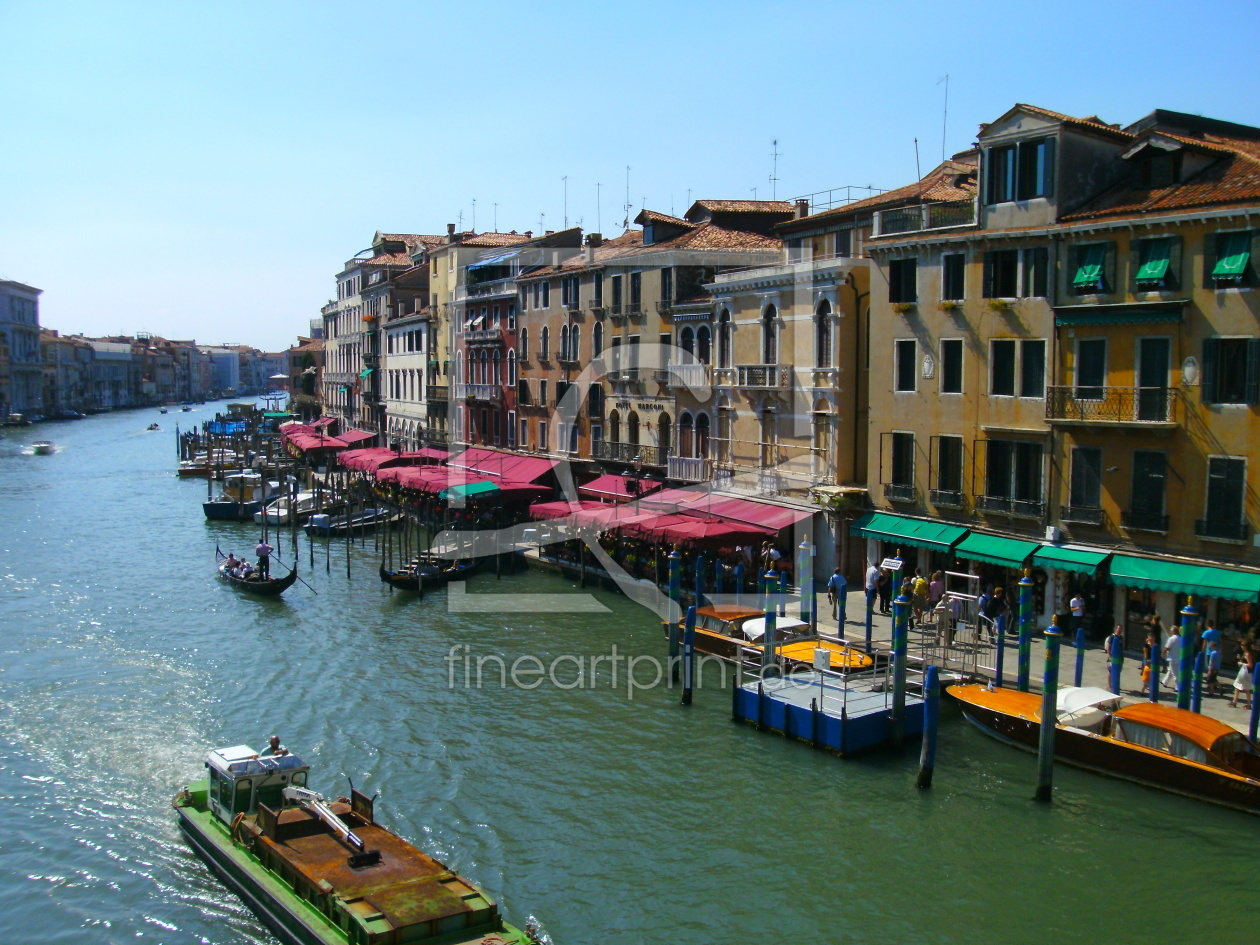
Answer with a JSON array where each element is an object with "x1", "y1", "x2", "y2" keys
[
  {"x1": 798, "y1": 538, "x2": 814, "y2": 630},
  {"x1": 761, "y1": 570, "x2": 779, "y2": 675},
  {"x1": 682, "y1": 605, "x2": 697, "y2": 706},
  {"x1": 1177, "y1": 598, "x2": 1197, "y2": 711},
  {"x1": 1017, "y1": 570, "x2": 1034, "y2": 692},
  {"x1": 891, "y1": 578, "x2": 912, "y2": 744},
  {"x1": 1035, "y1": 617, "x2": 1064, "y2": 803},
  {"x1": 668, "y1": 549, "x2": 682, "y2": 683},
  {"x1": 917, "y1": 665, "x2": 940, "y2": 789},
  {"x1": 1074, "y1": 626, "x2": 1087, "y2": 688}
]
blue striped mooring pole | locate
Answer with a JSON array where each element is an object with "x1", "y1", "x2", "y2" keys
[
  {"x1": 1192, "y1": 651, "x2": 1204, "y2": 714},
  {"x1": 1074, "y1": 626, "x2": 1087, "y2": 688},
  {"x1": 1017, "y1": 570, "x2": 1034, "y2": 692},
  {"x1": 1250, "y1": 663, "x2": 1260, "y2": 742},
  {"x1": 798, "y1": 538, "x2": 814, "y2": 630},
  {"x1": 694, "y1": 552, "x2": 705, "y2": 605},
  {"x1": 865, "y1": 581, "x2": 874, "y2": 655},
  {"x1": 994, "y1": 612, "x2": 1007, "y2": 687},
  {"x1": 1177, "y1": 598, "x2": 1197, "y2": 711},
  {"x1": 778, "y1": 571, "x2": 788, "y2": 618},
  {"x1": 891, "y1": 579, "x2": 912, "y2": 745},
  {"x1": 734, "y1": 560, "x2": 744, "y2": 606},
  {"x1": 1108, "y1": 630, "x2": 1123, "y2": 695},
  {"x1": 917, "y1": 664, "x2": 940, "y2": 789},
  {"x1": 761, "y1": 570, "x2": 779, "y2": 675},
  {"x1": 681, "y1": 605, "x2": 697, "y2": 706},
  {"x1": 1035, "y1": 617, "x2": 1064, "y2": 803},
  {"x1": 668, "y1": 549, "x2": 682, "y2": 683}
]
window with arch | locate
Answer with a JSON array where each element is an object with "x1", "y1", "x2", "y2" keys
[
  {"x1": 508, "y1": 350, "x2": 517, "y2": 386},
  {"x1": 697, "y1": 325, "x2": 712, "y2": 365},
  {"x1": 541, "y1": 326, "x2": 550, "y2": 359},
  {"x1": 696, "y1": 413, "x2": 710, "y2": 458},
  {"x1": 593, "y1": 321, "x2": 604, "y2": 357},
  {"x1": 560, "y1": 325, "x2": 570, "y2": 361},
  {"x1": 718, "y1": 309, "x2": 732, "y2": 368},
  {"x1": 493, "y1": 349, "x2": 502, "y2": 384},
  {"x1": 628, "y1": 411, "x2": 640, "y2": 446},
  {"x1": 519, "y1": 328, "x2": 529, "y2": 359},
  {"x1": 815, "y1": 299, "x2": 833, "y2": 367},
  {"x1": 679, "y1": 412, "x2": 694, "y2": 457},
  {"x1": 680, "y1": 326, "x2": 695, "y2": 356},
  {"x1": 571, "y1": 325, "x2": 580, "y2": 361},
  {"x1": 812, "y1": 400, "x2": 832, "y2": 476},
  {"x1": 479, "y1": 350, "x2": 489, "y2": 384},
  {"x1": 762, "y1": 305, "x2": 778, "y2": 364},
  {"x1": 609, "y1": 409, "x2": 621, "y2": 443},
  {"x1": 658, "y1": 413, "x2": 671, "y2": 458}
]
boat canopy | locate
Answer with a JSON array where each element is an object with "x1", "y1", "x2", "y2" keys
[
  {"x1": 740, "y1": 616, "x2": 809, "y2": 641},
  {"x1": 207, "y1": 744, "x2": 308, "y2": 778},
  {"x1": 1055, "y1": 686, "x2": 1121, "y2": 720},
  {"x1": 1115, "y1": 702, "x2": 1242, "y2": 753}
]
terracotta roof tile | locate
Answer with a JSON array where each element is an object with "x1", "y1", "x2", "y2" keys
[
  {"x1": 637, "y1": 209, "x2": 694, "y2": 228},
  {"x1": 1006, "y1": 104, "x2": 1134, "y2": 140},
  {"x1": 360, "y1": 252, "x2": 415, "y2": 267},
  {"x1": 692, "y1": 199, "x2": 794, "y2": 214},
  {"x1": 792, "y1": 159, "x2": 977, "y2": 226},
  {"x1": 460, "y1": 232, "x2": 535, "y2": 248},
  {"x1": 515, "y1": 231, "x2": 645, "y2": 279}
]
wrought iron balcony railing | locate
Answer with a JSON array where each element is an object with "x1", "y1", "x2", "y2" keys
[
  {"x1": 884, "y1": 483, "x2": 917, "y2": 503},
  {"x1": 1046, "y1": 386, "x2": 1179, "y2": 424},
  {"x1": 1196, "y1": 518, "x2": 1249, "y2": 542},
  {"x1": 1122, "y1": 509, "x2": 1169, "y2": 532},
  {"x1": 930, "y1": 489, "x2": 964, "y2": 509},
  {"x1": 1060, "y1": 505, "x2": 1105, "y2": 526},
  {"x1": 735, "y1": 364, "x2": 792, "y2": 388},
  {"x1": 592, "y1": 440, "x2": 663, "y2": 466}
]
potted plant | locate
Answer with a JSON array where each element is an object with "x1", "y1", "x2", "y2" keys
[
  {"x1": 938, "y1": 300, "x2": 962, "y2": 313},
  {"x1": 892, "y1": 301, "x2": 915, "y2": 314},
  {"x1": 986, "y1": 298, "x2": 1012, "y2": 312}
]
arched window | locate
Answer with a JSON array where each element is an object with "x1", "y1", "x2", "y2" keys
[
  {"x1": 571, "y1": 325, "x2": 580, "y2": 362},
  {"x1": 609, "y1": 409, "x2": 621, "y2": 443},
  {"x1": 696, "y1": 413, "x2": 711, "y2": 458},
  {"x1": 455, "y1": 351, "x2": 463, "y2": 384},
  {"x1": 717, "y1": 399, "x2": 733, "y2": 464},
  {"x1": 762, "y1": 305, "x2": 778, "y2": 364},
  {"x1": 815, "y1": 299, "x2": 832, "y2": 368},
  {"x1": 479, "y1": 349, "x2": 489, "y2": 384},
  {"x1": 680, "y1": 326, "x2": 695, "y2": 356},
  {"x1": 508, "y1": 349, "x2": 517, "y2": 386},
  {"x1": 628, "y1": 411, "x2": 640, "y2": 446},
  {"x1": 697, "y1": 325, "x2": 712, "y2": 365},
  {"x1": 541, "y1": 326, "x2": 550, "y2": 359},
  {"x1": 519, "y1": 328, "x2": 529, "y2": 359},
  {"x1": 658, "y1": 413, "x2": 671, "y2": 458},
  {"x1": 593, "y1": 322, "x2": 604, "y2": 357},
  {"x1": 493, "y1": 349, "x2": 502, "y2": 384},
  {"x1": 560, "y1": 325, "x2": 570, "y2": 361},
  {"x1": 678, "y1": 411, "x2": 694, "y2": 458},
  {"x1": 760, "y1": 408, "x2": 777, "y2": 467},
  {"x1": 718, "y1": 309, "x2": 732, "y2": 368}
]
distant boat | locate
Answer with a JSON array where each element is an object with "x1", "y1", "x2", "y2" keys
[
  {"x1": 31, "y1": 440, "x2": 55, "y2": 455},
  {"x1": 181, "y1": 405, "x2": 192, "y2": 412},
  {"x1": 254, "y1": 491, "x2": 341, "y2": 525},
  {"x1": 203, "y1": 472, "x2": 283, "y2": 520},
  {"x1": 304, "y1": 508, "x2": 400, "y2": 537},
  {"x1": 215, "y1": 554, "x2": 298, "y2": 596},
  {"x1": 378, "y1": 554, "x2": 481, "y2": 592},
  {"x1": 159, "y1": 406, "x2": 168, "y2": 414},
  {"x1": 147, "y1": 423, "x2": 162, "y2": 431}
]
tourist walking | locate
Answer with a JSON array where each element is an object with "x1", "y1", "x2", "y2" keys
[
  {"x1": 876, "y1": 568, "x2": 892, "y2": 614},
  {"x1": 1161, "y1": 623, "x2": 1182, "y2": 690},
  {"x1": 1105, "y1": 624, "x2": 1125, "y2": 690},
  {"x1": 827, "y1": 567, "x2": 847, "y2": 621},
  {"x1": 1140, "y1": 630, "x2": 1158, "y2": 696},
  {"x1": 864, "y1": 560, "x2": 880, "y2": 613},
  {"x1": 1069, "y1": 593, "x2": 1086, "y2": 638},
  {"x1": 1205, "y1": 641, "x2": 1222, "y2": 696},
  {"x1": 1231, "y1": 643, "x2": 1256, "y2": 709}
]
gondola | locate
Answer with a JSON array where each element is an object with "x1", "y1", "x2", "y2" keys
[
  {"x1": 378, "y1": 554, "x2": 481, "y2": 592},
  {"x1": 216, "y1": 549, "x2": 298, "y2": 596}
]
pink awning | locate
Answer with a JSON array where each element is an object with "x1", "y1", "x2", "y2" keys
[
  {"x1": 446, "y1": 447, "x2": 558, "y2": 484},
  {"x1": 495, "y1": 482, "x2": 554, "y2": 501},
  {"x1": 312, "y1": 417, "x2": 337, "y2": 428},
  {"x1": 577, "y1": 474, "x2": 664, "y2": 502},
  {"x1": 287, "y1": 432, "x2": 348, "y2": 451},
  {"x1": 341, "y1": 447, "x2": 445, "y2": 473},
  {"x1": 638, "y1": 488, "x2": 813, "y2": 532},
  {"x1": 338, "y1": 428, "x2": 376, "y2": 446},
  {"x1": 529, "y1": 499, "x2": 606, "y2": 521}
]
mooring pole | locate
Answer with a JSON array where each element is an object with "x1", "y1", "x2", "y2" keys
[
  {"x1": 917, "y1": 664, "x2": 940, "y2": 789},
  {"x1": 1017, "y1": 569, "x2": 1034, "y2": 692},
  {"x1": 1192, "y1": 652, "x2": 1205, "y2": 714},
  {"x1": 1250, "y1": 663, "x2": 1260, "y2": 742},
  {"x1": 1177, "y1": 598, "x2": 1197, "y2": 711},
  {"x1": 694, "y1": 552, "x2": 704, "y2": 606},
  {"x1": 865, "y1": 578, "x2": 874, "y2": 655},
  {"x1": 798, "y1": 537, "x2": 814, "y2": 631},
  {"x1": 994, "y1": 611, "x2": 1007, "y2": 688},
  {"x1": 681, "y1": 605, "x2": 697, "y2": 706},
  {"x1": 714, "y1": 556, "x2": 723, "y2": 597},
  {"x1": 1035, "y1": 617, "x2": 1064, "y2": 803},
  {"x1": 1074, "y1": 626, "x2": 1087, "y2": 688},
  {"x1": 761, "y1": 570, "x2": 779, "y2": 676},
  {"x1": 667, "y1": 548, "x2": 682, "y2": 683},
  {"x1": 891, "y1": 579, "x2": 911, "y2": 745},
  {"x1": 734, "y1": 560, "x2": 744, "y2": 606},
  {"x1": 1108, "y1": 630, "x2": 1123, "y2": 696},
  {"x1": 778, "y1": 570, "x2": 788, "y2": 618}
]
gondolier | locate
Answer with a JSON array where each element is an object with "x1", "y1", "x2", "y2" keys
[{"x1": 255, "y1": 539, "x2": 274, "y2": 578}]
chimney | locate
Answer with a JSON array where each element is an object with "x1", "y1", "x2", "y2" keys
[
  {"x1": 446, "y1": 223, "x2": 456, "y2": 242},
  {"x1": 795, "y1": 198, "x2": 809, "y2": 219},
  {"x1": 545, "y1": 230, "x2": 554, "y2": 236},
  {"x1": 585, "y1": 232, "x2": 602, "y2": 263}
]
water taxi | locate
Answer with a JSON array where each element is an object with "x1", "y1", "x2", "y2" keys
[
  {"x1": 255, "y1": 490, "x2": 342, "y2": 526},
  {"x1": 31, "y1": 440, "x2": 55, "y2": 455},
  {"x1": 949, "y1": 683, "x2": 1260, "y2": 814},
  {"x1": 203, "y1": 472, "x2": 282, "y2": 521},
  {"x1": 676, "y1": 605, "x2": 873, "y2": 671},
  {"x1": 174, "y1": 744, "x2": 539, "y2": 944}
]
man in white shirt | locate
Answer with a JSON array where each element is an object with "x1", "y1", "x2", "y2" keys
[
  {"x1": 1069, "y1": 593, "x2": 1086, "y2": 637},
  {"x1": 865, "y1": 562, "x2": 880, "y2": 611},
  {"x1": 1162, "y1": 627, "x2": 1182, "y2": 690}
]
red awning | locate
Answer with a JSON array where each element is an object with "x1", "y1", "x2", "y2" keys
[
  {"x1": 338, "y1": 428, "x2": 376, "y2": 446},
  {"x1": 495, "y1": 482, "x2": 554, "y2": 501},
  {"x1": 287, "y1": 432, "x2": 348, "y2": 451},
  {"x1": 386, "y1": 467, "x2": 448, "y2": 492},
  {"x1": 639, "y1": 488, "x2": 813, "y2": 532},
  {"x1": 446, "y1": 447, "x2": 558, "y2": 484},
  {"x1": 577, "y1": 474, "x2": 664, "y2": 502},
  {"x1": 311, "y1": 417, "x2": 337, "y2": 428},
  {"x1": 341, "y1": 448, "x2": 445, "y2": 473},
  {"x1": 569, "y1": 504, "x2": 662, "y2": 532},
  {"x1": 529, "y1": 499, "x2": 606, "y2": 521}
]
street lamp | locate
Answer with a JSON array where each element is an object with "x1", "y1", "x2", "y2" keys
[{"x1": 628, "y1": 453, "x2": 643, "y2": 496}]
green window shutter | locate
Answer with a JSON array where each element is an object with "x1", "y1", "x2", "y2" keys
[
  {"x1": 1212, "y1": 232, "x2": 1251, "y2": 277},
  {"x1": 1201, "y1": 337, "x2": 1219, "y2": 405},
  {"x1": 1041, "y1": 137, "x2": 1056, "y2": 198},
  {"x1": 1246, "y1": 338, "x2": 1260, "y2": 405},
  {"x1": 1073, "y1": 245, "x2": 1106, "y2": 288},
  {"x1": 982, "y1": 252, "x2": 994, "y2": 298},
  {"x1": 1135, "y1": 238, "x2": 1172, "y2": 283}
]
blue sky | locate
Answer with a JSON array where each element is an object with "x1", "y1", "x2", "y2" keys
[{"x1": 2, "y1": 0, "x2": 1258, "y2": 351}]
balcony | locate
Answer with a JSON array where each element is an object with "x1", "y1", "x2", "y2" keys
[
  {"x1": 1121, "y1": 509, "x2": 1168, "y2": 533},
  {"x1": 666, "y1": 363, "x2": 711, "y2": 389},
  {"x1": 610, "y1": 368, "x2": 641, "y2": 385},
  {"x1": 1061, "y1": 505, "x2": 1105, "y2": 526},
  {"x1": 668, "y1": 456, "x2": 713, "y2": 483},
  {"x1": 564, "y1": 299, "x2": 581, "y2": 314},
  {"x1": 454, "y1": 279, "x2": 516, "y2": 302},
  {"x1": 809, "y1": 367, "x2": 839, "y2": 388},
  {"x1": 873, "y1": 200, "x2": 976, "y2": 237},
  {"x1": 977, "y1": 495, "x2": 1045, "y2": 519},
  {"x1": 592, "y1": 440, "x2": 663, "y2": 466},
  {"x1": 884, "y1": 483, "x2": 917, "y2": 504},
  {"x1": 461, "y1": 328, "x2": 503, "y2": 344},
  {"x1": 457, "y1": 383, "x2": 502, "y2": 403},
  {"x1": 589, "y1": 299, "x2": 606, "y2": 315},
  {"x1": 735, "y1": 364, "x2": 793, "y2": 389},
  {"x1": 1196, "y1": 518, "x2": 1250, "y2": 543},
  {"x1": 1046, "y1": 386, "x2": 1180, "y2": 427},
  {"x1": 656, "y1": 299, "x2": 674, "y2": 315},
  {"x1": 426, "y1": 384, "x2": 449, "y2": 402},
  {"x1": 930, "y1": 489, "x2": 964, "y2": 509},
  {"x1": 607, "y1": 303, "x2": 625, "y2": 320}
]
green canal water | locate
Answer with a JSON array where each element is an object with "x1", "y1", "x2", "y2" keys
[{"x1": 0, "y1": 405, "x2": 1254, "y2": 944}]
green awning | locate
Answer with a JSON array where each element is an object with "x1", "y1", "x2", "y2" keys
[
  {"x1": 358, "y1": 368, "x2": 375, "y2": 380},
  {"x1": 1109, "y1": 553, "x2": 1260, "y2": 603},
  {"x1": 1212, "y1": 232, "x2": 1251, "y2": 278},
  {"x1": 955, "y1": 533, "x2": 1041, "y2": 569},
  {"x1": 1032, "y1": 546, "x2": 1111, "y2": 575},
  {"x1": 1072, "y1": 244, "x2": 1106, "y2": 287},
  {"x1": 263, "y1": 411, "x2": 294, "y2": 419},
  {"x1": 850, "y1": 511, "x2": 968, "y2": 554},
  {"x1": 1135, "y1": 238, "x2": 1171, "y2": 283},
  {"x1": 1056, "y1": 309, "x2": 1181, "y2": 326},
  {"x1": 439, "y1": 480, "x2": 500, "y2": 500}
]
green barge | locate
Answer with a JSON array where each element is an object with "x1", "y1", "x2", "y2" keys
[{"x1": 174, "y1": 744, "x2": 538, "y2": 945}]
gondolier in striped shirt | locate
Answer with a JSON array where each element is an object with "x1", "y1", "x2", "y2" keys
[{"x1": 255, "y1": 539, "x2": 274, "y2": 579}]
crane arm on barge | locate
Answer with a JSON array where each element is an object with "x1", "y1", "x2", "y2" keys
[{"x1": 283, "y1": 786, "x2": 381, "y2": 866}]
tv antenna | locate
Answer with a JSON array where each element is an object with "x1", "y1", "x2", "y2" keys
[
  {"x1": 472, "y1": 198, "x2": 477, "y2": 232},
  {"x1": 938, "y1": 74, "x2": 949, "y2": 162},
  {"x1": 493, "y1": 202, "x2": 498, "y2": 232},
  {"x1": 596, "y1": 182, "x2": 602, "y2": 232},
  {"x1": 562, "y1": 175, "x2": 569, "y2": 228},
  {"x1": 769, "y1": 138, "x2": 780, "y2": 200},
  {"x1": 622, "y1": 166, "x2": 631, "y2": 229}
]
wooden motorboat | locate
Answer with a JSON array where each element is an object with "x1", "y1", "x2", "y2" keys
[
  {"x1": 203, "y1": 472, "x2": 281, "y2": 521},
  {"x1": 173, "y1": 744, "x2": 538, "y2": 945},
  {"x1": 304, "y1": 507, "x2": 401, "y2": 537},
  {"x1": 216, "y1": 552, "x2": 298, "y2": 597},
  {"x1": 672, "y1": 605, "x2": 874, "y2": 672},
  {"x1": 31, "y1": 440, "x2": 55, "y2": 455},
  {"x1": 254, "y1": 491, "x2": 342, "y2": 525},
  {"x1": 948, "y1": 683, "x2": 1260, "y2": 814}
]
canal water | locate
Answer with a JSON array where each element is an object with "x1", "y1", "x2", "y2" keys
[{"x1": 0, "y1": 405, "x2": 1252, "y2": 945}]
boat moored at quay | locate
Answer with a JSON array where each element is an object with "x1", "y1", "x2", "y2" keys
[{"x1": 174, "y1": 744, "x2": 540, "y2": 945}]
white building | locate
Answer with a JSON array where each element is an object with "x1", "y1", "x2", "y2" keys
[{"x1": 0, "y1": 280, "x2": 44, "y2": 414}]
